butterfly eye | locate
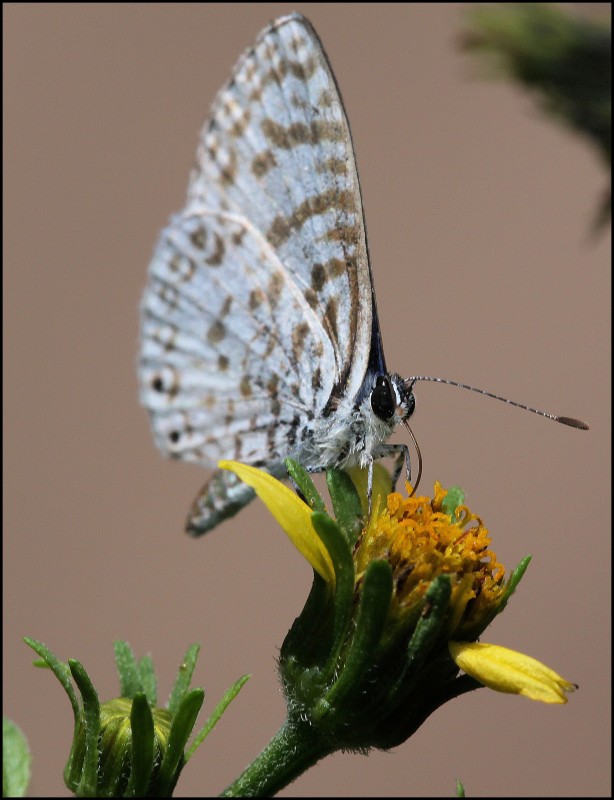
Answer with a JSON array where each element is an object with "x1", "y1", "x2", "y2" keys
[{"x1": 371, "y1": 376, "x2": 395, "y2": 421}]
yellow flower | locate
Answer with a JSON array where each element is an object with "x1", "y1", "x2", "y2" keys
[
  {"x1": 448, "y1": 641, "x2": 576, "y2": 704},
  {"x1": 355, "y1": 480, "x2": 506, "y2": 638},
  {"x1": 219, "y1": 461, "x2": 335, "y2": 585},
  {"x1": 221, "y1": 460, "x2": 576, "y2": 710}
]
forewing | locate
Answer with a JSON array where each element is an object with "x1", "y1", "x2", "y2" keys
[{"x1": 187, "y1": 13, "x2": 373, "y2": 401}]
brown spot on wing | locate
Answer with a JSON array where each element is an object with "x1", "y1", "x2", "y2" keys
[
  {"x1": 310, "y1": 258, "x2": 346, "y2": 294},
  {"x1": 252, "y1": 150, "x2": 277, "y2": 177},
  {"x1": 324, "y1": 298, "x2": 339, "y2": 349},
  {"x1": 190, "y1": 226, "x2": 207, "y2": 250},
  {"x1": 220, "y1": 296, "x2": 232, "y2": 317},
  {"x1": 288, "y1": 34, "x2": 308, "y2": 55},
  {"x1": 230, "y1": 109, "x2": 251, "y2": 138},
  {"x1": 311, "y1": 263, "x2": 326, "y2": 292},
  {"x1": 207, "y1": 320, "x2": 226, "y2": 343},
  {"x1": 220, "y1": 147, "x2": 238, "y2": 186},
  {"x1": 151, "y1": 369, "x2": 179, "y2": 400},
  {"x1": 232, "y1": 227, "x2": 246, "y2": 247},
  {"x1": 267, "y1": 374, "x2": 279, "y2": 395},
  {"x1": 318, "y1": 89, "x2": 334, "y2": 108},
  {"x1": 249, "y1": 289, "x2": 264, "y2": 310},
  {"x1": 304, "y1": 288, "x2": 318, "y2": 309},
  {"x1": 267, "y1": 189, "x2": 356, "y2": 248},
  {"x1": 315, "y1": 156, "x2": 348, "y2": 176},
  {"x1": 240, "y1": 376, "x2": 252, "y2": 397},
  {"x1": 267, "y1": 271, "x2": 283, "y2": 308},
  {"x1": 206, "y1": 232, "x2": 226, "y2": 266},
  {"x1": 169, "y1": 254, "x2": 196, "y2": 282},
  {"x1": 292, "y1": 322, "x2": 310, "y2": 362},
  {"x1": 261, "y1": 118, "x2": 344, "y2": 150}
]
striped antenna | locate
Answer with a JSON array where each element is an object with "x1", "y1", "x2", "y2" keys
[{"x1": 404, "y1": 376, "x2": 589, "y2": 430}]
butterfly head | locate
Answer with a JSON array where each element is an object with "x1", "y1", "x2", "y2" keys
[{"x1": 371, "y1": 374, "x2": 415, "y2": 424}]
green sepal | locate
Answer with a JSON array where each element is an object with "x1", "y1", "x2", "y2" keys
[
  {"x1": 284, "y1": 458, "x2": 326, "y2": 513},
  {"x1": 23, "y1": 638, "x2": 80, "y2": 722},
  {"x1": 326, "y1": 468, "x2": 364, "y2": 546},
  {"x1": 405, "y1": 575, "x2": 453, "y2": 675},
  {"x1": 23, "y1": 639, "x2": 82, "y2": 791},
  {"x1": 115, "y1": 641, "x2": 146, "y2": 701},
  {"x1": 69, "y1": 659, "x2": 100, "y2": 797},
  {"x1": 315, "y1": 559, "x2": 392, "y2": 722},
  {"x1": 496, "y1": 555, "x2": 531, "y2": 615},
  {"x1": 449, "y1": 556, "x2": 532, "y2": 643},
  {"x1": 168, "y1": 644, "x2": 201, "y2": 716},
  {"x1": 441, "y1": 486, "x2": 465, "y2": 519},
  {"x1": 152, "y1": 689, "x2": 203, "y2": 797},
  {"x1": 3, "y1": 717, "x2": 31, "y2": 798},
  {"x1": 310, "y1": 512, "x2": 355, "y2": 673},
  {"x1": 126, "y1": 693, "x2": 154, "y2": 798},
  {"x1": 368, "y1": 576, "x2": 454, "y2": 741},
  {"x1": 137, "y1": 655, "x2": 157, "y2": 707},
  {"x1": 186, "y1": 675, "x2": 250, "y2": 762},
  {"x1": 279, "y1": 570, "x2": 332, "y2": 668}
]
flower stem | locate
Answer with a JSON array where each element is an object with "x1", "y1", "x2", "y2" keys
[{"x1": 220, "y1": 719, "x2": 333, "y2": 797}]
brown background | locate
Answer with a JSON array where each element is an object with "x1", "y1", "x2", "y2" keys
[{"x1": 4, "y1": 3, "x2": 611, "y2": 797}]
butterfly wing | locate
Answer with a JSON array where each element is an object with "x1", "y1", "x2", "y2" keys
[{"x1": 139, "y1": 14, "x2": 375, "y2": 532}]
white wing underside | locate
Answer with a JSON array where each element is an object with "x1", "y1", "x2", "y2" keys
[{"x1": 139, "y1": 15, "x2": 376, "y2": 531}]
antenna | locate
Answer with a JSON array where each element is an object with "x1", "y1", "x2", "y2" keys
[{"x1": 404, "y1": 376, "x2": 589, "y2": 430}]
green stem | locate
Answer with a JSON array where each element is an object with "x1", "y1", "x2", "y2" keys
[{"x1": 220, "y1": 719, "x2": 333, "y2": 797}]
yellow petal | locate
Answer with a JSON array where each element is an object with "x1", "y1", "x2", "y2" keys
[
  {"x1": 219, "y1": 461, "x2": 335, "y2": 585},
  {"x1": 449, "y1": 641, "x2": 576, "y2": 704},
  {"x1": 347, "y1": 464, "x2": 392, "y2": 518}
]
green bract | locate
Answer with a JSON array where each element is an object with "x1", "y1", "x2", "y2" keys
[{"x1": 24, "y1": 638, "x2": 248, "y2": 797}]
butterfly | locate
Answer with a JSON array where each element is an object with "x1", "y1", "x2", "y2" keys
[{"x1": 139, "y1": 13, "x2": 586, "y2": 535}]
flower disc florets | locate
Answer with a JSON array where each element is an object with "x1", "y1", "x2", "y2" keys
[{"x1": 355, "y1": 481, "x2": 506, "y2": 639}]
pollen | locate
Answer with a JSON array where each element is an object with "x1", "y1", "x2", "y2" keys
[{"x1": 355, "y1": 482, "x2": 506, "y2": 631}]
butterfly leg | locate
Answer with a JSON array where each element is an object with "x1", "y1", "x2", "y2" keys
[
  {"x1": 375, "y1": 443, "x2": 412, "y2": 491},
  {"x1": 365, "y1": 443, "x2": 410, "y2": 516}
]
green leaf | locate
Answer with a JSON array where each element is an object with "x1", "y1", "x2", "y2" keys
[
  {"x1": 186, "y1": 675, "x2": 250, "y2": 762},
  {"x1": 168, "y1": 644, "x2": 201, "y2": 716},
  {"x1": 114, "y1": 641, "x2": 143, "y2": 699},
  {"x1": 284, "y1": 459, "x2": 326, "y2": 513},
  {"x1": 2, "y1": 718, "x2": 31, "y2": 798},
  {"x1": 456, "y1": 777, "x2": 466, "y2": 797},
  {"x1": 326, "y1": 469, "x2": 364, "y2": 546}
]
